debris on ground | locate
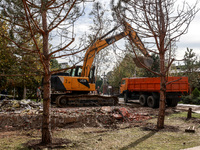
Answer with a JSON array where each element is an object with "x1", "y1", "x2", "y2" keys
[
  {"x1": 0, "y1": 99, "x2": 42, "y2": 112},
  {"x1": 112, "y1": 107, "x2": 152, "y2": 121},
  {"x1": 185, "y1": 126, "x2": 195, "y2": 133},
  {"x1": 0, "y1": 100, "x2": 153, "y2": 131}
]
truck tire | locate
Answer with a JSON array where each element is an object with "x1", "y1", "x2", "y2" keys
[
  {"x1": 147, "y1": 96, "x2": 159, "y2": 108},
  {"x1": 139, "y1": 95, "x2": 147, "y2": 106},
  {"x1": 124, "y1": 92, "x2": 129, "y2": 103}
]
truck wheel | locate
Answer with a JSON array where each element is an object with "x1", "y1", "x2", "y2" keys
[
  {"x1": 147, "y1": 96, "x2": 159, "y2": 108},
  {"x1": 139, "y1": 95, "x2": 147, "y2": 106},
  {"x1": 124, "y1": 92, "x2": 129, "y2": 103},
  {"x1": 56, "y1": 95, "x2": 68, "y2": 107}
]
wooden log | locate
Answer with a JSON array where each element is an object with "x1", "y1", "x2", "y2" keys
[{"x1": 185, "y1": 126, "x2": 195, "y2": 133}]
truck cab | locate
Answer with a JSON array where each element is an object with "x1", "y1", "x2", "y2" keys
[{"x1": 120, "y1": 78, "x2": 128, "y2": 94}]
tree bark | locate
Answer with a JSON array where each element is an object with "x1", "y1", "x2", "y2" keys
[
  {"x1": 42, "y1": 73, "x2": 52, "y2": 144},
  {"x1": 157, "y1": 75, "x2": 166, "y2": 129},
  {"x1": 41, "y1": 6, "x2": 52, "y2": 144},
  {"x1": 157, "y1": 54, "x2": 166, "y2": 129},
  {"x1": 157, "y1": 0, "x2": 166, "y2": 129}
]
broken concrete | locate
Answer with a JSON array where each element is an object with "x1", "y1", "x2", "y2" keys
[
  {"x1": 0, "y1": 101, "x2": 153, "y2": 131},
  {"x1": 0, "y1": 99, "x2": 42, "y2": 112}
]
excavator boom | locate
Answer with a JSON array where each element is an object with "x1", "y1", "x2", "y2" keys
[
  {"x1": 81, "y1": 21, "x2": 152, "y2": 77},
  {"x1": 81, "y1": 31, "x2": 128, "y2": 77}
]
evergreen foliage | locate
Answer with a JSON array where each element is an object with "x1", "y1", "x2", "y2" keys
[
  {"x1": 182, "y1": 88, "x2": 200, "y2": 105},
  {"x1": 192, "y1": 88, "x2": 200, "y2": 98},
  {"x1": 183, "y1": 48, "x2": 200, "y2": 89}
]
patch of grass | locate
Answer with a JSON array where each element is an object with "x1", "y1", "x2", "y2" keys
[
  {"x1": 0, "y1": 112, "x2": 200, "y2": 150},
  {"x1": 53, "y1": 126, "x2": 200, "y2": 150},
  {"x1": 0, "y1": 130, "x2": 41, "y2": 150},
  {"x1": 169, "y1": 111, "x2": 200, "y2": 119},
  {"x1": 0, "y1": 134, "x2": 28, "y2": 149}
]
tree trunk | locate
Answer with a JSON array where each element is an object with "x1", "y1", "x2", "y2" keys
[
  {"x1": 157, "y1": 76, "x2": 166, "y2": 129},
  {"x1": 42, "y1": 72, "x2": 52, "y2": 144},
  {"x1": 157, "y1": 0, "x2": 167, "y2": 130},
  {"x1": 41, "y1": 7, "x2": 52, "y2": 144},
  {"x1": 157, "y1": 53, "x2": 166, "y2": 129}
]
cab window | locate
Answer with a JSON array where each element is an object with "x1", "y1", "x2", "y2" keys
[
  {"x1": 77, "y1": 67, "x2": 82, "y2": 76},
  {"x1": 122, "y1": 80, "x2": 126, "y2": 85},
  {"x1": 71, "y1": 68, "x2": 76, "y2": 77}
]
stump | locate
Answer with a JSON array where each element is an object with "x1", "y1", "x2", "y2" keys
[{"x1": 187, "y1": 108, "x2": 192, "y2": 120}]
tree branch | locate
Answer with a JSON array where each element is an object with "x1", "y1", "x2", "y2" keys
[
  {"x1": 49, "y1": 0, "x2": 77, "y2": 32},
  {"x1": 49, "y1": 38, "x2": 74, "y2": 57},
  {"x1": 166, "y1": 77, "x2": 182, "y2": 85},
  {"x1": 22, "y1": 0, "x2": 47, "y2": 74}
]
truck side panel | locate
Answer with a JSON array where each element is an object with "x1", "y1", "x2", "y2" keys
[
  {"x1": 127, "y1": 77, "x2": 188, "y2": 93},
  {"x1": 166, "y1": 77, "x2": 189, "y2": 93}
]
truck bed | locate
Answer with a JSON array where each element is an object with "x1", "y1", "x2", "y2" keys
[{"x1": 127, "y1": 77, "x2": 189, "y2": 93}]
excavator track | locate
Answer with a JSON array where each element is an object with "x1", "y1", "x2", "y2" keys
[{"x1": 55, "y1": 95, "x2": 118, "y2": 107}]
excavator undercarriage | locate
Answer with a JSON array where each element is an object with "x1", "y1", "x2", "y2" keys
[{"x1": 55, "y1": 94, "x2": 118, "y2": 107}]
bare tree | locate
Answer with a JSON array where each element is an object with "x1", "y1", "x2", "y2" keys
[
  {"x1": 88, "y1": 2, "x2": 112, "y2": 79},
  {"x1": 0, "y1": 0, "x2": 89, "y2": 144},
  {"x1": 111, "y1": 0, "x2": 198, "y2": 129}
]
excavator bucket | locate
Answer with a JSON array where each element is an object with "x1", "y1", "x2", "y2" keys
[{"x1": 133, "y1": 56, "x2": 153, "y2": 68}]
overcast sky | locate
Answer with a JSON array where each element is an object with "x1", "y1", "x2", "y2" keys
[
  {"x1": 56, "y1": 0, "x2": 200, "y2": 68},
  {"x1": 176, "y1": 4, "x2": 200, "y2": 60}
]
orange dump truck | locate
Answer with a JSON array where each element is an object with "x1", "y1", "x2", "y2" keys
[{"x1": 120, "y1": 77, "x2": 189, "y2": 108}]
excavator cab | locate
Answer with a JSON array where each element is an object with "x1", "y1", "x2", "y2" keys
[
  {"x1": 68, "y1": 65, "x2": 95, "y2": 83},
  {"x1": 70, "y1": 66, "x2": 82, "y2": 77}
]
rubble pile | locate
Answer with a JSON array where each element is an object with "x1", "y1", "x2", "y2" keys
[
  {"x1": 0, "y1": 100, "x2": 153, "y2": 131},
  {"x1": 51, "y1": 107, "x2": 116, "y2": 128},
  {"x1": 50, "y1": 106, "x2": 153, "y2": 128},
  {"x1": 112, "y1": 107, "x2": 152, "y2": 121},
  {"x1": 0, "y1": 99, "x2": 43, "y2": 130},
  {"x1": 0, "y1": 99, "x2": 42, "y2": 112}
]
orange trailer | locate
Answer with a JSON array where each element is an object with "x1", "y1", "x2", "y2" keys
[{"x1": 120, "y1": 77, "x2": 189, "y2": 108}]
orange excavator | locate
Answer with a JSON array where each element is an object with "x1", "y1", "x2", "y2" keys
[{"x1": 51, "y1": 21, "x2": 153, "y2": 107}]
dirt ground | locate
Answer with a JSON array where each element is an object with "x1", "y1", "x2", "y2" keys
[{"x1": 1, "y1": 100, "x2": 200, "y2": 149}]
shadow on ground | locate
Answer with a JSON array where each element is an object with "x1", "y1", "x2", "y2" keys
[
  {"x1": 119, "y1": 131, "x2": 157, "y2": 150},
  {"x1": 17, "y1": 138, "x2": 72, "y2": 150}
]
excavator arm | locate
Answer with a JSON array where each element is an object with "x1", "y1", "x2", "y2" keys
[
  {"x1": 124, "y1": 22, "x2": 150, "y2": 57},
  {"x1": 81, "y1": 21, "x2": 152, "y2": 77},
  {"x1": 81, "y1": 31, "x2": 128, "y2": 77},
  {"x1": 124, "y1": 22, "x2": 153, "y2": 68}
]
